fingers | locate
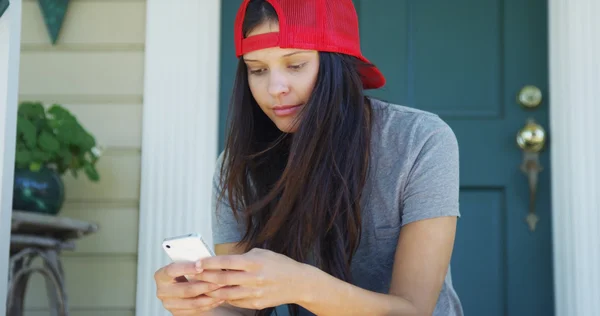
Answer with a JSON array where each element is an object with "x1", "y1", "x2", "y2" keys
[
  {"x1": 205, "y1": 285, "x2": 262, "y2": 301},
  {"x1": 155, "y1": 262, "x2": 201, "y2": 283},
  {"x1": 157, "y1": 281, "x2": 222, "y2": 299},
  {"x1": 155, "y1": 262, "x2": 226, "y2": 315},
  {"x1": 204, "y1": 285, "x2": 271, "y2": 311},
  {"x1": 162, "y1": 295, "x2": 224, "y2": 313},
  {"x1": 199, "y1": 255, "x2": 256, "y2": 271},
  {"x1": 227, "y1": 297, "x2": 269, "y2": 311},
  {"x1": 194, "y1": 270, "x2": 259, "y2": 286}
]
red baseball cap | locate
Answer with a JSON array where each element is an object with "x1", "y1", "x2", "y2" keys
[{"x1": 234, "y1": 0, "x2": 386, "y2": 90}]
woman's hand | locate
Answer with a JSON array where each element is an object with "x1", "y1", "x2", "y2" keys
[
  {"x1": 194, "y1": 248, "x2": 312, "y2": 310},
  {"x1": 154, "y1": 261, "x2": 226, "y2": 315}
]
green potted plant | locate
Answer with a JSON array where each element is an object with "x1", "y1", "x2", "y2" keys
[{"x1": 13, "y1": 101, "x2": 101, "y2": 215}]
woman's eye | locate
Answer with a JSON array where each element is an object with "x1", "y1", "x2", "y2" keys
[
  {"x1": 249, "y1": 68, "x2": 266, "y2": 75},
  {"x1": 289, "y1": 63, "x2": 306, "y2": 70}
]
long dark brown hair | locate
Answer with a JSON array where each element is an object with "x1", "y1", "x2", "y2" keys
[{"x1": 218, "y1": 1, "x2": 372, "y2": 314}]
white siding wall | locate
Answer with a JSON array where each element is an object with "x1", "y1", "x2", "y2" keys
[{"x1": 19, "y1": 1, "x2": 145, "y2": 315}]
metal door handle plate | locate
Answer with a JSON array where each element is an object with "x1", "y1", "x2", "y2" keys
[{"x1": 516, "y1": 119, "x2": 546, "y2": 231}]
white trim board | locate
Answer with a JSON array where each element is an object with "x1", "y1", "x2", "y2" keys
[
  {"x1": 0, "y1": 0, "x2": 22, "y2": 313},
  {"x1": 549, "y1": 0, "x2": 600, "y2": 314},
  {"x1": 135, "y1": 0, "x2": 222, "y2": 315}
]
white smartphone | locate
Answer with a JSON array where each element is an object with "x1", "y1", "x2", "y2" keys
[{"x1": 162, "y1": 232, "x2": 215, "y2": 263}]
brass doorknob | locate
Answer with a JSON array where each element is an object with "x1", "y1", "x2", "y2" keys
[{"x1": 517, "y1": 119, "x2": 546, "y2": 153}]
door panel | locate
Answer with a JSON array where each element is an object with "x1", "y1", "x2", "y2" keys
[
  {"x1": 219, "y1": 1, "x2": 553, "y2": 315},
  {"x1": 360, "y1": 0, "x2": 504, "y2": 118},
  {"x1": 412, "y1": 1, "x2": 502, "y2": 117},
  {"x1": 453, "y1": 189, "x2": 506, "y2": 315}
]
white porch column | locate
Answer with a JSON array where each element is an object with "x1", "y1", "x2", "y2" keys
[
  {"x1": 135, "y1": 0, "x2": 222, "y2": 315},
  {"x1": 549, "y1": 0, "x2": 600, "y2": 315},
  {"x1": 0, "y1": 0, "x2": 22, "y2": 313}
]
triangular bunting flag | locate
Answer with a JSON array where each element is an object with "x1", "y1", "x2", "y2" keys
[
  {"x1": 0, "y1": 0, "x2": 9, "y2": 19},
  {"x1": 38, "y1": 0, "x2": 70, "y2": 45}
]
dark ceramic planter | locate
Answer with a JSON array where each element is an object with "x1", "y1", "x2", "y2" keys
[{"x1": 12, "y1": 167, "x2": 65, "y2": 215}]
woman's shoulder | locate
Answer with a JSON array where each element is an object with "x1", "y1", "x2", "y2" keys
[
  {"x1": 365, "y1": 99, "x2": 460, "y2": 226},
  {"x1": 369, "y1": 98, "x2": 457, "y2": 152},
  {"x1": 212, "y1": 150, "x2": 230, "y2": 190}
]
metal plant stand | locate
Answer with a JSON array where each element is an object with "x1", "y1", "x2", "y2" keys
[{"x1": 6, "y1": 210, "x2": 99, "y2": 316}]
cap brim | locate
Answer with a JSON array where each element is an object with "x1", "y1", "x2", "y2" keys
[{"x1": 357, "y1": 55, "x2": 386, "y2": 90}]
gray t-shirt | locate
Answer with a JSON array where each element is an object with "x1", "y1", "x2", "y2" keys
[{"x1": 211, "y1": 99, "x2": 463, "y2": 316}]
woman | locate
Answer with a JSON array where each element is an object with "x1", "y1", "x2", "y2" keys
[{"x1": 154, "y1": 0, "x2": 463, "y2": 315}]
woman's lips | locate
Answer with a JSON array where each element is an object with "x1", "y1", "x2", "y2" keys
[{"x1": 272, "y1": 104, "x2": 302, "y2": 117}]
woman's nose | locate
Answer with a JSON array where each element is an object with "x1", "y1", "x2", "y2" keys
[{"x1": 267, "y1": 71, "x2": 290, "y2": 98}]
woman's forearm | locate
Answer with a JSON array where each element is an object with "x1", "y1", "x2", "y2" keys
[{"x1": 296, "y1": 264, "x2": 419, "y2": 316}]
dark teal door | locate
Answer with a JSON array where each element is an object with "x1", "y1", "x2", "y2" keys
[{"x1": 220, "y1": 1, "x2": 553, "y2": 315}]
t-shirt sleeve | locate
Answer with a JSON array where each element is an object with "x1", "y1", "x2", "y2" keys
[
  {"x1": 211, "y1": 151, "x2": 245, "y2": 245},
  {"x1": 401, "y1": 117, "x2": 461, "y2": 226}
]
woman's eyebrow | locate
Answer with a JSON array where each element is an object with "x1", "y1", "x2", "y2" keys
[{"x1": 243, "y1": 51, "x2": 311, "y2": 62}]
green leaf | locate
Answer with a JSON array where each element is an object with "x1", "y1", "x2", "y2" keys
[
  {"x1": 47, "y1": 118, "x2": 60, "y2": 129},
  {"x1": 82, "y1": 132, "x2": 96, "y2": 149},
  {"x1": 18, "y1": 102, "x2": 45, "y2": 119},
  {"x1": 31, "y1": 150, "x2": 51, "y2": 162},
  {"x1": 47, "y1": 104, "x2": 73, "y2": 120},
  {"x1": 17, "y1": 117, "x2": 37, "y2": 149},
  {"x1": 83, "y1": 162, "x2": 100, "y2": 182},
  {"x1": 58, "y1": 147, "x2": 72, "y2": 165},
  {"x1": 15, "y1": 150, "x2": 32, "y2": 164},
  {"x1": 29, "y1": 162, "x2": 42, "y2": 172},
  {"x1": 38, "y1": 131, "x2": 60, "y2": 152},
  {"x1": 54, "y1": 121, "x2": 78, "y2": 144}
]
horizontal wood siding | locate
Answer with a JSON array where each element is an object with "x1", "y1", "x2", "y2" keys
[{"x1": 18, "y1": 0, "x2": 145, "y2": 314}]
